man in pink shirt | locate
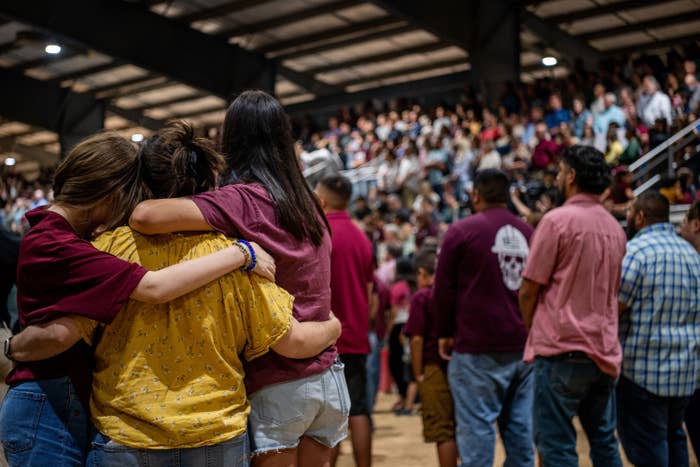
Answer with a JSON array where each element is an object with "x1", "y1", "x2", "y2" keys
[
  {"x1": 316, "y1": 174, "x2": 375, "y2": 467},
  {"x1": 519, "y1": 145, "x2": 626, "y2": 467}
]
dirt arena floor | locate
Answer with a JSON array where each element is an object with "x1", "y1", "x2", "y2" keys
[{"x1": 336, "y1": 392, "x2": 699, "y2": 467}]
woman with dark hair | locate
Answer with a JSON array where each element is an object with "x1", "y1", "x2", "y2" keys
[
  {"x1": 130, "y1": 91, "x2": 349, "y2": 467},
  {"x1": 8, "y1": 121, "x2": 341, "y2": 467},
  {"x1": 0, "y1": 131, "x2": 277, "y2": 467}
]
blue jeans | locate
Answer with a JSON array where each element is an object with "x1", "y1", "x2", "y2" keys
[
  {"x1": 448, "y1": 352, "x2": 533, "y2": 467},
  {"x1": 616, "y1": 376, "x2": 690, "y2": 467},
  {"x1": 533, "y1": 355, "x2": 622, "y2": 467},
  {"x1": 0, "y1": 377, "x2": 89, "y2": 467},
  {"x1": 365, "y1": 331, "x2": 381, "y2": 413},
  {"x1": 87, "y1": 431, "x2": 249, "y2": 466}
]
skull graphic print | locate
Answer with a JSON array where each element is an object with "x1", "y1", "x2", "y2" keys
[{"x1": 491, "y1": 225, "x2": 529, "y2": 291}]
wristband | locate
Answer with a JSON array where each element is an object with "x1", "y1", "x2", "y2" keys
[
  {"x1": 3, "y1": 336, "x2": 14, "y2": 362},
  {"x1": 238, "y1": 239, "x2": 257, "y2": 272},
  {"x1": 233, "y1": 241, "x2": 252, "y2": 270}
]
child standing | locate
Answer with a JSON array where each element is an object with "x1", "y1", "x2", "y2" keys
[{"x1": 403, "y1": 250, "x2": 457, "y2": 467}]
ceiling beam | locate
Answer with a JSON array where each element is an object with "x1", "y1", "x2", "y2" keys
[
  {"x1": 124, "y1": 91, "x2": 210, "y2": 112},
  {"x1": 260, "y1": 16, "x2": 400, "y2": 55},
  {"x1": 12, "y1": 49, "x2": 82, "y2": 71},
  {"x1": 177, "y1": 0, "x2": 276, "y2": 24},
  {"x1": 337, "y1": 58, "x2": 467, "y2": 88},
  {"x1": 521, "y1": 10, "x2": 604, "y2": 69},
  {"x1": 106, "y1": 104, "x2": 164, "y2": 131},
  {"x1": 578, "y1": 11, "x2": 699, "y2": 42},
  {"x1": 88, "y1": 74, "x2": 163, "y2": 96},
  {"x1": 218, "y1": 0, "x2": 357, "y2": 38},
  {"x1": 545, "y1": 0, "x2": 669, "y2": 25},
  {"x1": 285, "y1": 70, "x2": 470, "y2": 115},
  {"x1": 306, "y1": 41, "x2": 453, "y2": 75},
  {"x1": 604, "y1": 32, "x2": 700, "y2": 56},
  {"x1": 0, "y1": 136, "x2": 59, "y2": 166},
  {"x1": 276, "y1": 23, "x2": 415, "y2": 61},
  {"x1": 0, "y1": 0, "x2": 276, "y2": 98},
  {"x1": 50, "y1": 60, "x2": 125, "y2": 83}
]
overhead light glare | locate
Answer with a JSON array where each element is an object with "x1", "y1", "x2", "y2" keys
[
  {"x1": 45, "y1": 44, "x2": 62, "y2": 55},
  {"x1": 541, "y1": 56, "x2": 558, "y2": 67},
  {"x1": 131, "y1": 133, "x2": 144, "y2": 143},
  {"x1": 4, "y1": 157, "x2": 16, "y2": 166}
]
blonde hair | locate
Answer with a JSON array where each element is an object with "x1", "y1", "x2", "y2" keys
[{"x1": 52, "y1": 132, "x2": 144, "y2": 232}]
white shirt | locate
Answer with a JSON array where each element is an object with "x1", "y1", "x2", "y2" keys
[{"x1": 637, "y1": 91, "x2": 673, "y2": 127}]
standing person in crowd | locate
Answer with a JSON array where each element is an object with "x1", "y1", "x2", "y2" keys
[
  {"x1": 617, "y1": 193, "x2": 700, "y2": 467},
  {"x1": 0, "y1": 132, "x2": 278, "y2": 467},
  {"x1": 366, "y1": 276, "x2": 391, "y2": 415},
  {"x1": 315, "y1": 174, "x2": 375, "y2": 467},
  {"x1": 130, "y1": 90, "x2": 349, "y2": 467},
  {"x1": 519, "y1": 145, "x2": 626, "y2": 467},
  {"x1": 404, "y1": 249, "x2": 457, "y2": 467},
  {"x1": 387, "y1": 258, "x2": 415, "y2": 414},
  {"x1": 593, "y1": 93, "x2": 626, "y2": 152},
  {"x1": 572, "y1": 95, "x2": 593, "y2": 139},
  {"x1": 544, "y1": 93, "x2": 570, "y2": 131},
  {"x1": 5, "y1": 122, "x2": 342, "y2": 467},
  {"x1": 681, "y1": 200, "x2": 700, "y2": 459},
  {"x1": 434, "y1": 169, "x2": 534, "y2": 467},
  {"x1": 637, "y1": 75, "x2": 673, "y2": 128}
]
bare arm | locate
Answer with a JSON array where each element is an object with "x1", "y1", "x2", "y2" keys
[
  {"x1": 367, "y1": 282, "x2": 375, "y2": 322},
  {"x1": 9, "y1": 317, "x2": 82, "y2": 362},
  {"x1": 410, "y1": 335, "x2": 424, "y2": 382},
  {"x1": 129, "y1": 198, "x2": 211, "y2": 234},
  {"x1": 272, "y1": 315, "x2": 342, "y2": 359},
  {"x1": 518, "y1": 278, "x2": 542, "y2": 331},
  {"x1": 132, "y1": 242, "x2": 276, "y2": 304}
]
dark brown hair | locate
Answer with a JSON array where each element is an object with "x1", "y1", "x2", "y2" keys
[
  {"x1": 52, "y1": 132, "x2": 144, "y2": 234},
  {"x1": 139, "y1": 120, "x2": 224, "y2": 199}
]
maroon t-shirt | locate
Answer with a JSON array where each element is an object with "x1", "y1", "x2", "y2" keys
[
  {"x1": 327, "y1": 212, "x2": 374, "y2": 355},
  {"x1": 434, "y1": 207, "x2": 533, "y2": 354},
  {"x1": 403, "y1": 286, "x2": 442, "y2": 368},
  {"x1": 192, "y1": 184, "x2": 336, "y2": 393},
  {"x1": 7, "y1": 208, "x2": 147, "y2": 400}
]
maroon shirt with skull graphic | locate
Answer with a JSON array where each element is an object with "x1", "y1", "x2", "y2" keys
[{"x1": 434, "y1": 207, "x2": 533, "y2": 353}]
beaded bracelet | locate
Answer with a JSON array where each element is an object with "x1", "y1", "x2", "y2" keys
[
  {"x1": 237, "y1": 239, "x2": 257, "y2": 272},
  {"x1": 233, "y1": 241, "x2": 252, "y2": 271}
]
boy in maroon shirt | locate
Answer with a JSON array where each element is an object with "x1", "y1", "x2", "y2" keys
[
  {"x1": 404, "y1": 249, "x2": 457, "y2": 467},
  {"x1": 315, "y1": 174, "x2": 375, "y2": 467}
]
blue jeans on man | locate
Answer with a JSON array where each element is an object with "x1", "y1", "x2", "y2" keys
[
  {"x1": 533, "y1": 354, "x2": 622, "y2": 467},
  {"x1": 616, "y1": 376, "x2": 690, "y2": 467},
  {"x1": 448, "y1": 351, "x2": 533, "y2": 467}
]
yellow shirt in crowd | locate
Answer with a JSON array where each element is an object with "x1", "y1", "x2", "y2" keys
[{"x1": 77, "y1": 227, "x2": 293, "y2": 449}]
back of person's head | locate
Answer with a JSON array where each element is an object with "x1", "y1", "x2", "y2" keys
[
  {"x1": 317, "y1": 174, "x2": 353, "y2": 211},
  {"x1": 53, "y1": 132, "x2": 144, "y2": 232},
  {"x1": 395, "y1": 256, "x2": 415, "y2": 285},
  {"x1": 386, "y1": 244, "x2": 403, "y2": 260},
  {"x1": 474, "y1": 169, "x2": 509, "y2": 205},
  {"x1": 634, "y1": 190, "x2": 670, "y2": 224},
  {"x1": 139, "y1": 120, "x2": 224, "y2": 199},
  {"x1": 560, "y1": 145, "x2": 611, "y2": 195},
  {"x1": 688, "y1": 199, "x2": 700, "y2": 222},
  {"x1": 221, "y1": 90, "x2": 328, "y2": 246},
  {"x1": 414, "y1": 249, "x2": 436, "y2": 276}
]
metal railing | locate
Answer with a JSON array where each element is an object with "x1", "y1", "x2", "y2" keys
[{"x1": 629, "y1": 118, "x2": 699, "y2": 195}]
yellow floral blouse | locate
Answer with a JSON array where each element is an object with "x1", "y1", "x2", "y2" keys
[{"x1": 77, "y1": 227, "x2": 293, "y2": 448}]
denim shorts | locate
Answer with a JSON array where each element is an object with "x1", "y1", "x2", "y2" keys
[
  {"x1": 86, "y1": 431, "x2": 250, "y2": 467},
  {"x1": 248, "y1": 360, "x2": 350, "y2": 455},
  {"x1": 0, "y1": 377, "x2": 90, "y2": 467}
]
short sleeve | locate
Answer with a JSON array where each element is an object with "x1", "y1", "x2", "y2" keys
[
  {"x1": 403, "y1": 292, "x2": 427, "y2": 337},
  {"x1": 618, "y1": 249, "x2": 644, "y2": 307},
  {"x1": 235, "y1": 274, "x2": 294, "y2": 362},
  {"x1": 58, "y1": 243, "x2": 147, "y2": 324},
  {"x1": 522, "y1": 215, "x2": 560, "y2": 286},
  {"x1": 191, "y1": 185, "x2": 261, "y2": 237}
]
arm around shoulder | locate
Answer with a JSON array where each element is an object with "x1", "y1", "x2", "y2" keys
[{"x1": 129, "y1": 198, "x2": 211, "y2": 234}]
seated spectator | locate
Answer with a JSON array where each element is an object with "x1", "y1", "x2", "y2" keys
[
  {"x1": 545, "y1": 93, "x2": 570, "y2": 130},
  {"x1": 594, "y1": 93, "x2": 627, "y2": 151},
  {"x1": 637, "y1": 75, "x2": 673, "y2": 128},
  {"x1": 532, "y1": 122, "x2": 562, "y2": 170},
  {"x1": 572, "y1": 95, "x2": 593, "y2": 138}
]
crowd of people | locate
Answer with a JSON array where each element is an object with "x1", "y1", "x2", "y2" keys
[{"x1": 0, "y1": 49, "x2": 699, "y2": 467}]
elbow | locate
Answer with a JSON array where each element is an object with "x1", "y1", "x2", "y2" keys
[{"x1": 129, "y1": 203, "x2": 158, "y2": 234}]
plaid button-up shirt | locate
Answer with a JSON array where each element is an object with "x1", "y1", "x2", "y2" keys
[{"x1": 619, "y1": 223, "x2": 700, "y2": 397}]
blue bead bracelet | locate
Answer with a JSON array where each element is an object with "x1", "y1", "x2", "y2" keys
[{"x1": 238, "y1": 239, "x2": 257, "y2": 272}]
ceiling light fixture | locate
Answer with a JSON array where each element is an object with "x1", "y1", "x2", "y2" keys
[
  {"x1": 131, "y1": 133, "x2": 144, "y2": 143},
  {"x1": 4, "y1": 157, "x2": 16, "y2": 167},
  {"x1": 541, "y1": 56, "x2": 558, "y2": 67},
  {"x1": 45, "y1": 44, "x2": 62, "y2": 55}
]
